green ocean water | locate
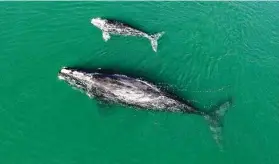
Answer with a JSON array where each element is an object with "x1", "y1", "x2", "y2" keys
[{"x1": 1, "y1": 2, "x2": 279, "y2": 164}]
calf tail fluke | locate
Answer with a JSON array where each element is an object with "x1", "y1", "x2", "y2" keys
[
  {"x1": 149, "y1": 32, "x2": 165, "y2": 52},
  {"x1": 204, "y1": 99, "x2": 232, "y2": 149}
]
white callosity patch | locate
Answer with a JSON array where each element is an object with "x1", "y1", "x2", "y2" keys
[
  {"x1": 91, "y1": 18, "x2": 106, "y2": 30},
  {"x1": 58, "y1": 75, "x2": 65, "y2": 80},
  {"x1": 58, "y1": 67, "x2": 70, "y2": 80},
  {"x1": 61, "y1": 67, "x2": 71, "y2": 74},
  {"x1": 58, "y1": 68, "x2": 94, "y2": 95}
]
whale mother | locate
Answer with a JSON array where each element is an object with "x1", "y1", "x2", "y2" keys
[{"x1": 58, "y1": 67, "x2": 232, "y2": 145}]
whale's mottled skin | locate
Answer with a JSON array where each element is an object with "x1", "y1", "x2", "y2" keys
[
  {"x1": 58, "y1": 67, "x2": 232, "y2": 145},
  {"x1": 59, "y1": 67, "x2": 199, "y2": 114},
  {"x1": 91, "y1": 17, "x2": 164, "y2": 52}
]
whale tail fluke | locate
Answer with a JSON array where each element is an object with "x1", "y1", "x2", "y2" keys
[
  {"x1": 204, "y1": 99, "x2": 232, "y2": 149},
  {"x1": 149, "y1": 32, "x2": 165, "y2": 52}
]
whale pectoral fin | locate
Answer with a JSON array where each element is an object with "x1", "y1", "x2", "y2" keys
[
  {"x1": 102, "y1": 32, "x2": 111, "y2": 42},
  {"x1": 96, "y1": 100, "x2": 115, "y2": 116}
]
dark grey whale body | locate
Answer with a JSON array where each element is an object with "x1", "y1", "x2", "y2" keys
[{"x1": 58, "y1": 67, "x2": 232, "y2": 145}]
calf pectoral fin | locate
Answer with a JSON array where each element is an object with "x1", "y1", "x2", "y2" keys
[{"x1": 102, "y1": 32, "x2": 111, "y2": 42}]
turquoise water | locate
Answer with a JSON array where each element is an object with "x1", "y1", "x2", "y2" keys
[{"x1": 1, "y1": 2, "x2": 279, "y2": 164}]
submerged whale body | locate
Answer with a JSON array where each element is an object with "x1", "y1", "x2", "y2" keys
[
  {"x1": 91, "y1": 17, "x2": 164, "y2": 52},
  {"x1": 58, "y1": 67, "x2": 232, "y2": 145}
]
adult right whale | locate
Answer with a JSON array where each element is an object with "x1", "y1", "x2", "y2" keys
[
  {"x1": 58, "y1": 67, "x2": 232, "y2": 146},
  {"x1": 91, "y1": 17, "x2": 165, "y2": 52}
]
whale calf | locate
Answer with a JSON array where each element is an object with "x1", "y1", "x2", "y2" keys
[
  {"x1": 91, "y1": 17, "x2": 164, "y2": 52},
  {"x1": 58, "y1": 67, "x2": 232, "y2": 144}
]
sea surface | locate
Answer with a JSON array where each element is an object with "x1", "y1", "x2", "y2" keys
[{"x1": 1, "y1": 2, "x2": 279, "y2": 164}]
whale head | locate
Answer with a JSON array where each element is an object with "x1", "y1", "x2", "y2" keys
[
  {"x1": 58, "y1": 67, "x2": 94, "y2": 95},
  {"x1": 91, "y1": 17, "x2": 106, "y2": 30}
]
